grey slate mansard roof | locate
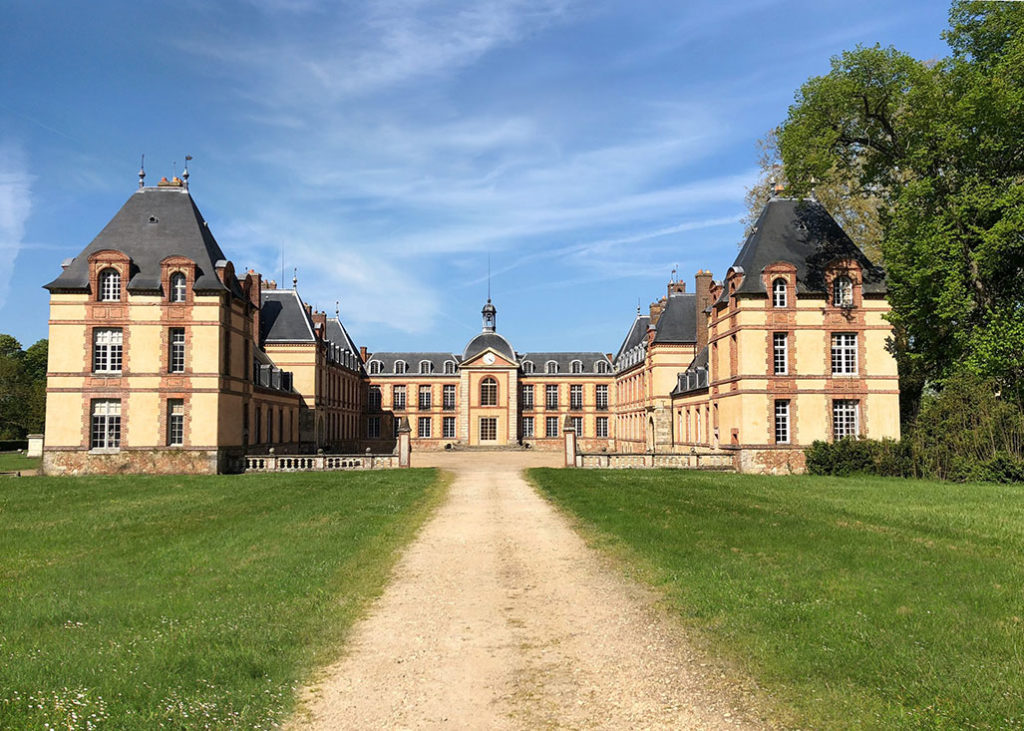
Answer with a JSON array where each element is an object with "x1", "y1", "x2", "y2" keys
[
  {"x1": 462, "y1": 332, "x2": 517, "y2": 363},
  {"x1": 517, "y1": 352, "x2": 613, "y2": 374},
  {"x1": 260, "y1": 290, "x2": 316, "y2": 343},
  {"x1": 614, "y1": 313, "x2": 650, "y2": 365},
  {"x1": 368, "y1": 352, "x2": 461, "y2": 375},
  {"x1": 44, "y1": 186, "x2": 243, "y2": 299},
  {"x1": 724, "y1": 198, "x2": 886, "y2": 304},
  {"x1": 325, "y1": 316, "x2": 359, "y2": 354},
  {"x1": 652, "y1": 293, "x2": 697, "y2": 344}
]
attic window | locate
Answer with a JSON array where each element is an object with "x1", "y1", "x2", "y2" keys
[
  {"x1": 368, "y1": 360, "x2": 382, "y2": 375},
  {"x1": 395, "y1": 360, "x2": 407, "y2": 375},
  {"x1": 772, "y1": 278, "x2": 787, "y2": 308},
  {"x1": 98, "y1": 268, "x2": 121, "y2": 302},
  {"x1": 570, "y1": 360, "x2": 583, "y2": 374},
  {"x1": 833, "y1": 275, "x2": 854, "y2": 307}
]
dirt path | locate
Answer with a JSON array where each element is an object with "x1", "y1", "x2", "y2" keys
[{"x1": 290, "y1": 452, "x2": 766, "y2": 729}]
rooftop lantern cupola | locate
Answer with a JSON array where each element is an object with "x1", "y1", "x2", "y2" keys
[{"x1": 481, "y1": 298, "x2": 497, "y2": 332}]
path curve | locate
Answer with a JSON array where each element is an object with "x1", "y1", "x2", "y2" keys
[{"x1": 290, "y1": 452, "x2": 767, "y2": 729}]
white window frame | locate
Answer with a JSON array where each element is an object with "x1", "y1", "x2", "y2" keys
[
  {"x1": 368, "y1": 360, "x2": 382, "y2": 375},
  {"x1": 833, "y1": 275, "x2": 853, "y2": 307},
  {"x1": 90, "y1": 399, "x2": 121, "y2": 449},
  {"x1": 596, "y1": 384, "x2": 608, "y2": 409},
  {"x1": 521, "y1": 384, "x2": 534, "y2": 408},
  {"x1": 832, "y1": 399, "x2": 859, "y2": 439},
  {"x1": 479, "y1": 417, "x2": 497, "y2": 441},
  {"x1": 418, "y1": 385, "x2": 432, "y2": 410},
  {"x1": 392, "y1": 385, "x2": 405, "y2": 410},
  {"x1": 93, "y1": 328, "x2": 123, "y2": 373},
  {"x1": 480, "y1": 377, "x2": 498, "y2": 406},
  {"x1": 595, "y1": 361, "x2": 609, "y2": 374},
  {"x1": 522, "y1": 361, "x2": 534, "y2": 374},
  {"x1": 571, "y1": 416, "x2": 583, "y2": 434},
  {"x1": 570, "y1": 360, "x2": 583, "y2": 374},
  {"x1": 367, "y1": 416, "x2": 381, "y2": 438},
  {"x1": 545, "y1": 360, "x2": 558, "y2": 374},
  {"x1": 545, "y1": 384, "x2": 558, "y2": 409},
  {"x1": 773, "y1": 332, "x2": 788, "y2": 375},
  {"x1": 368, "y1": 385, "x2": 382, "y2": 410},
  {"x1": 596, "y1": 416, "x2": 608, "y2": 438},
  {"x1": 444, "y1": 360, "x2": 456, "y2": 374},
  {"x1": 167, "y1": 399, "x2": 184, "y2": 446},
  {"x1": 831, "y1": 333, "x2": 858, "y2": 375},
  {"x1": 168, "y1": 328, "x2": 185, "y2": 374},
  {"x1": 419, "y1": 360, "x2": 432, "y2": 374},
  {"x1": 570, "y1": 384, "x2": 583, "y2": 410},
  {"x1": 169, "y1": 272, "x2": 187, "y2": 303},
  {"x1": 98, "y1": 268, "x2": 121, "y2": 302},
  {"x1": 443, "y1": 384, "x2": 456, "y2": 409},
  {"x1": 546, "y1": 416, "x2": 559, "y2": 438},
  {"x1": 521, "y1": 416, "x2": 534, "y2": 438},
  {"x1": 443, "y1": 416, "x2": 456, "y2": 438},
  {"x1": 395, "y1": 360, "x2": 407, "y2": 374},
  {"x1": 774, "y1": 400, "x2": 790, "y2": 444},
  {"x1": 772, "y1": 277, "x2": 787, "y2": 308},
  {"x1": 417, "y1": 416, "x2": 432, "y2": 438}
]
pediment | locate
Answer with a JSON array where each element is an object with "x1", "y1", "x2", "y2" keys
[{"x1": 460, "y1": 348, "x2": 517, "y2": 369}]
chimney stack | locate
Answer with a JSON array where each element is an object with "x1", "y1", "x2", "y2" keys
[
  {"x1": 360, "y1": 346, "x2": 368, "y2": 363},
  {"x1": 695, "y1": 269, "x2": 714, "y2": 354}
]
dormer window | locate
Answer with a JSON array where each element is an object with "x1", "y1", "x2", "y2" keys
[
  {"x1": 419, "y1": 360, "x2": 432, "y2": 374},
  {"x1": 368, "y1": 360, "x2": 382, "y2": 375},
  {"x1": 833, "y1": 275, "x2": 853, "y2": 307},
  {"x1": 570, "y1": 360, "x2": 583, "y2": 374},
  {"x1": 444, "y1": 360, "x2": 456, "y2": 374},
  {"x1": 99, "y1": 268, "x2": 121, "y2": 302},
  {"x1": 772, "y1": 278, "x2": 787, "y2": 308},
  {"x1": 546, "y1": 360, "x2": 559, "y2": 374},
  {"x1": 522, "y1": 361, "x2": 534, "y2": 374},
  {"x1": 169, "y1": 272, "x2": 187, "y2": 303},
  {"x1": 595, "y1": 361, "x2": 610, "y2": 374},
  {"x1": 395, "y1": 360, "x2": 407, "y2": 375}
]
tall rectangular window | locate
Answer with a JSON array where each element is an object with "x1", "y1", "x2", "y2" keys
[
  {"x1": 571, "y1": 416, "x2": 583, "y2": 434},
  {"x1": 546, "y1": 416, "x2": 559, "y2": 437},
  {"x1": 393, "y1": 417, "x2": 401, "y2": 437},
  {"x1": 773, "y1": 333, "x2": 788, "y2": 375},
  {"x1": 90, "y1": 399, "x2": 121, "y2": 449},
  {"x1": 368, "y1": 385, "x2": 381, "y2": 410},
  {"x1": 831, "y1": 333, "x2": 858, "y2": 375},
  {"x1": 774, "y1": 400, "x2": 790, "y2": 444},
  {"x1": 833, "y1": 400, "x2": 859, "y2": 439},
  {"x1": 392, "y1": 385, "x2": 405, "y2": 410},
  {"x1": 443, "y1": 384, "x2": 456, "y2": 410},
  {"x1": 418, "y1": 416, "x2": 432, "y2": 438},
  {"x1": 418, "y1": 385, "x2": 432, "y2": 410},
  {"x1": 480, "y1": 417, "x2": 497, "y2": 441},
  {"x1": 596, "y1": 384, "x2": 608, "y2": 410},
  {"x1": 367, "y1": 416, "x2": 381, "y2": 438},
  {"x1": 570, "y1": 384, "x2": 583, "y2": 410},
  {"x1": 167, "y1": 399, "x2": 184, "y2": 446},
  {"x1": 521, "y1": 384, "x2": 534, "y2": 408},
  {"x1": 545, "y1": 384, "x2": 559, "y2": 409},
  {"x1": 168, "y1": 328, "x2": 185, "y2": 373},
  {"x1": 443, "y1": 416, "x2": 456, "y2": 438},
  {"x1": 596, "y1": 416, "x2": 609, "y2": 438},
  {"x1": 92, "y1": 328, "x2": 123, "y2": 373},
  {"x1": 521, "y1": 416, "x2": 534, "y2": 438}
]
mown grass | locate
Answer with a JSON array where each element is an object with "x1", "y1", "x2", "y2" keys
[
  {"x1": 0, "y1": 469, "x2": 445, "y2": 729},
  {"x1": 529, "y1": 468, "x2": 1024, "y2": 729},
  {"x1": 0, "y1": 452, "x2": 40, "y2": 472}
]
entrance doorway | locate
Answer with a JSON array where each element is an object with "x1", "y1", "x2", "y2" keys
[{"x1": 480, "y1": 417, "x2": 497, "y2": 442}]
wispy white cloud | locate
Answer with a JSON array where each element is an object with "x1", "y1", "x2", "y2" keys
[{"x1": 0, "y1": 142, "x2": 33, "y2": 311}]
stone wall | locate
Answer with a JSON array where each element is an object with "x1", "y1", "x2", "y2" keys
[
  {"x1": 578, "y1": 452, "x2": 734, "y2": 470},
  {"x1": 736, "y1": 447, "x2": 806, "y2": 475},
  {"x1": 43, "y1": 448, "x2": 222, "y2": 476}
]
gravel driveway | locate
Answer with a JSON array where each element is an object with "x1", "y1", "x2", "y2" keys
[{"x1": 290, "y1": 451, "x2": 767, "y2": 729}]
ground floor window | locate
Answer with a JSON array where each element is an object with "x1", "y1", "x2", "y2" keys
[
  {"x1": 91, "y1": 399, "x2": 121, "y2": 449},
  {"x1": 774, "y1": 400, "x2": 790, "y2": 444},
  {"x1": 418, "y1": 416, "x2": 432, "y2": 438},
  {"x1": 480, "y1": 417, "x2": 497, "y2": 441},
  {"x1": 546, "y1": 416, "x2": 559, "y2": 438},
  {"x1": 596, "y1": 416, "x2": 608, "y2": 438},
  {"x1": 571, "y1": 416, "x2": 583, "y2": 435},
  {"x1": 167, "y1": 399, "x2": 184, "y2": 446},
  {"x1": 521, "y1": 416, "x2": 534, "y2": 438},
  {"x1": 443, "y1": 416, "x2": 456, "y2": 438},
  {"x1": 833, "y1": 399, "x2": 859, "y2": 439},
  {"x1": 393, "y1": 417, "x2": 401, "y2": 437},
  {"x1": 367, "y1": 416, "x2": 381, "y2": 438}
]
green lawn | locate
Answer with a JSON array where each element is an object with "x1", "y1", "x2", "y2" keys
[
  {"x1": 0, "y1": 469, "x2": 445, "y2": 729},
  {"x1": 529, "y1": 468, "x2": 1024, "y2": 729},
  {"x1": 0, "y1": 452, "x2": 40, "y2": 473}
]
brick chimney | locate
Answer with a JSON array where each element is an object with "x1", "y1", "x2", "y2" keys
[
  {"x1": 695, "y1": 269, "x2": 714, "y2": 354},
  {"x1": 264, "y1": 279, "x2": 277, "y2": 290},
  {"x1": 668, "y1": 280, "x2": 686, "y2": 297},
  {"x1": 360, "y1": 346, "x2": 368, "y2": 363},
  {"x1": 649, "y1": 296, "x2": 667, "y2": 327}
]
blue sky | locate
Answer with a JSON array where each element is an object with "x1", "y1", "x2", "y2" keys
[{"x1": 2, "y1": 0, "x2": 951, "y2": 354}]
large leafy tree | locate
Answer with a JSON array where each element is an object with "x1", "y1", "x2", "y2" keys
[
  {"x1": 775, "y1": 1, "x2": 1024, "y2": 404},
  {"x1": 0, "y1": 335, "x2": 48, "y2": 439}
]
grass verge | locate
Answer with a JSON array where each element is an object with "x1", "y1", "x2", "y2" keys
[
  {"x1": 0, "y1": 468, "x2": 446, "y2": 729},
  {"x1": 529, "y1": 468, "x2": 1024, "y2": 729},
  {"x1": 0, "y1": 452, "x2": 40, "y2": 472}
]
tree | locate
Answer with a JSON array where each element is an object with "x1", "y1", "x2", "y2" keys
[
  {"x1": 774, "y1": 1, "x2": 1024, "y2": 404},
  {"x1": 0, "y1": 335, "x2": 48, "y2": 439}
]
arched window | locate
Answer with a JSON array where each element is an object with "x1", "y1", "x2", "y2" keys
[
  {"x1": 419, "y1": 360, "x2": 432, "y2": 374},
  {"x1": 546, "y1": 360, "x2": 559, "y2": 374},
  {"x1": 772, "y1": 278, "x2": 787, "y2": 308},
  {"x1": 595, "y1": 361, "x2": 609, "y2": 374},
  {"x1": 368, "y1": 360, "x2": 382, "y2": 375},
  {"x1": 570, "y1": 360, "x2": 583, "y2": 374},
  {"x1": 833, "y1": 275, "x2": 853, "y2": 307},
  {"x1": 480, "y1": 377, "x2": 498, "y2": 406},
  {"x1": 444, "y1": 360, "x2": 456, "y2": 374},
  {"x1": 98, "y1": 268, "x2": 121, "y2": 302},
  {"x1": 522, "y1": 361, "x2": 534, "y2": 374},
  {"x1": 169, "y1": 272, "x2": 187, "y2": 302},
  {"x1": 395, "y1": 360, "x2": 407, "y2": 374}
]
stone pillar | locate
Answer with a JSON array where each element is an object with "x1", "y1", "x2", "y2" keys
[
  {"x1": 397, "y1": 417, "x2": 412, "y2": 468},
  {"x1": 563, "y1": 415, "x2": 577, "y2": 468},
  {"x1": 26, "y1": 434, "x2": 43, "y2": 459}
]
